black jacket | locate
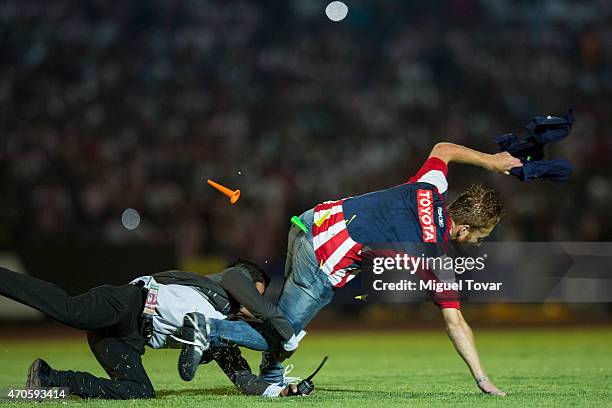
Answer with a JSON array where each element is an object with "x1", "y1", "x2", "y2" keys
[{"x1": 152, "y1": 267, "x2": 294, "y2": 346}]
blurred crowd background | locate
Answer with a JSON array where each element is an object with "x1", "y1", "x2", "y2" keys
[{"x1": 0, "y1": 0, "x2": 611, "y2": 321}]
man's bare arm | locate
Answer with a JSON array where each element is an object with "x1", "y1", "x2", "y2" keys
[
  {"x1": 429, "y1": 142, "x2": 522, "y2": 175},
  {"x1": 442, "y1": 308, "x2": 507, "y2": 396}
]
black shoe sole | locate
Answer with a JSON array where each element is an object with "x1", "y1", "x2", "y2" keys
[
  {"x1": 178, "y1": 344, "x2": 202, "y2": 382},
  {"x1": 177, "y1": 313, "x2": 204, "y2": 382},
  {"x1": 26, "y1": 359, "x2": 44, "y2": 388}
]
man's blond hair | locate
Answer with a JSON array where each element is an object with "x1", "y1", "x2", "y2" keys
[{"x1": 448, "y1": 184, "x2": 504, "y2": 229}]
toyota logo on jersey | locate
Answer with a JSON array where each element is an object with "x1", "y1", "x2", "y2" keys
[{"x1": 417, "y1": 189, "x2": 437, "y2": 242}]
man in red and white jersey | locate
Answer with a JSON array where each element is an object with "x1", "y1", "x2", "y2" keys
[
  {"x1": 268, "y1": 142, "x2": 519, "y2": 394},
  {"x1": 185, "y1": 142, "x2": 520, "y2": 397}
]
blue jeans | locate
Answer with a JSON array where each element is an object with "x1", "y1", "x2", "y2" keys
[
  {"x1": 206, "y1": 208, "x2": 335, "y2": 383},
  {"x1": 206, "y1": 318, "x2": 269, "y2": 350}
]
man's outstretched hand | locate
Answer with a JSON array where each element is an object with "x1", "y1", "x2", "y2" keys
[
  {"x1": 280, "y1": 384, "x2": 298, "y2": 397},
  {"x1": 478, "y1": 380, "x2": 507, "y2": 396},
  {"x1": 280, "y1": 384, "x2": 313, "y2": 397},
  {"x1": 486, "y1": 152, "x2": 523, "y2": 175},
  {"x1": 428, "y1": 142, "x2": 521, "y2": 175}
]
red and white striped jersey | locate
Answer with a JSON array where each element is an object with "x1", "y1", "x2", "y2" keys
[
  {"x1": 312, "y1": 200, "x2": 364, "y2": 288},
  {"x1": 311, "y1": 157, "x2": 452, "y2": 296}
]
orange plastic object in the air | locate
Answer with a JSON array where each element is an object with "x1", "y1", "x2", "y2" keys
[{"x1": 207, "y1": 179, "x2": 240, "y2": 204}]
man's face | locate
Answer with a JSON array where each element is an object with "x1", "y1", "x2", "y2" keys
[
  {"x1": 454, "y1": 225, "x2": 495, "y2": 245},
  {"x1": 255, "y1": 281, "x2": 266, "y2": 295},
  {"x1": 239, "y1": 281, "x2": 267, "y2": 319}
]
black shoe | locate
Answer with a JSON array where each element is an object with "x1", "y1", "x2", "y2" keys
[
  {"x1": 176, "y1": 313, "x2": 210, "y2": 382},
  {"x1": 26, "y1": 359, "x2": 53, "y2": 388}
]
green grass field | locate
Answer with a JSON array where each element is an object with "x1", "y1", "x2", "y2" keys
[{"x1": 0, "y1": 328, "x2": 611, "y2": 407}]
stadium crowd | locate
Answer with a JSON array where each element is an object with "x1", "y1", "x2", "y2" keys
[{"x1": 1, "y1": 0, "x2": 611, "y2": 263}]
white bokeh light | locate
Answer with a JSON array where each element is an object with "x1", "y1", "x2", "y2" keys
[
  {"x1": 325, "y1": 1, "x2": 348, "y2": 22},
  {"x1": 121, "y1": 208, "x2": 141, "y2": 230}
]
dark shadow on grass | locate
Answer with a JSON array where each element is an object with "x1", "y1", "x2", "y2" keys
[
  {"x1": 159, "y1": 387, "x2": 505, "y2": 399},
  {"x1": 317, "y1": 387, "x2": 371, "y2": 394},
  {"x1": 318, "y1": 387, "x2": 420, "y2": 398},
  {"x1": 318, "y1": 387, "x2": 485, "y2": 399},
  {"x1": 156, "y1": 387, "x2": 241, "y2": 397}
]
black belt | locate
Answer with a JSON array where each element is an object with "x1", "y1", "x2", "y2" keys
[{"x1": 141, "y1": 315, "x2": 154, "y2": 341}]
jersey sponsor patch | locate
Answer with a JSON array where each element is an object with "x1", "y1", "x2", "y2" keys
[
  {"x1": 437, "y1": 206, "x2": 445, "y2": 228},
  {"x1": 417, "y1": 189, "x2": 437, "y2": 242}
]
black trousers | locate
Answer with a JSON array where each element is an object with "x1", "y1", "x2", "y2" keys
[{"x1": 0, "y1": 267, "x2": 155, "y2": 399}]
